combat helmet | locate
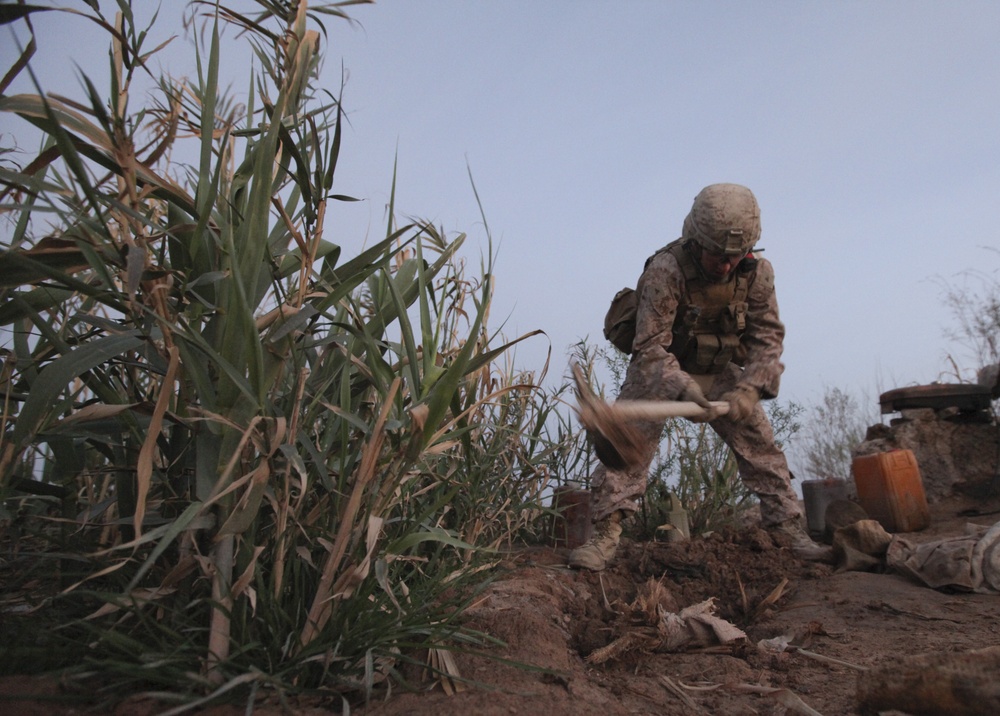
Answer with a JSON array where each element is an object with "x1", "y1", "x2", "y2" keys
[{"x1": 682, "y1": 183, "x2": 761, "y2": 256}]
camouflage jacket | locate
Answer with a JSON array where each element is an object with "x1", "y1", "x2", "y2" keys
[{"x1": 630, "y1": 241, "x2": 785, "y2": 399}]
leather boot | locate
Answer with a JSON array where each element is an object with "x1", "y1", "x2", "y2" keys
[
  {"x1": 568, "y1": 511, "x2": 623, "y2": 571},
  {"x1": 772, "y1": 519, "x2": 835, "y2": 563}
]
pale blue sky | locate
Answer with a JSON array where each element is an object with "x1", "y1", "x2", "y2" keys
[{"x1": 4, "y1": 1, "x2": 1000, "y2": 416}]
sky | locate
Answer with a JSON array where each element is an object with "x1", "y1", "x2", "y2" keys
[{"x1": 3, "y1": 0, "x2": 1000, "y2": 421}]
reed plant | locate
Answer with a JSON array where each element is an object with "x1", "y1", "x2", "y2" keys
[{"x1": 0, "y1": 1, "x2": 574, "y2": 707}]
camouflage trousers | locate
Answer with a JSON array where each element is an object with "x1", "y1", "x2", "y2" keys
[{"x1": 589, "y1": 361, "x2": 802, "y2": 528}]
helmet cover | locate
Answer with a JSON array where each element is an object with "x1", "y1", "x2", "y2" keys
[{"x1": 682, "y1": 183, "x2": 761, "y2": 256}]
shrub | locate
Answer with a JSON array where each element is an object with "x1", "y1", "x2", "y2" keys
[{"x1": 796, "y1": 386, "x2": 870, "y2": 482}]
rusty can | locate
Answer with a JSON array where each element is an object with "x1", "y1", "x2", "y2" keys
[
  {"x1": 802, "y1": 478, "x2": 849, "y2": 539},
  {"x1": 551, "y1": 486, "x2": 593, "y2": 548}
]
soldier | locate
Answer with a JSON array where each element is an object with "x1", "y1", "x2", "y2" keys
[{"x1": 569, "y1": 183, "x2": 832, "y2": 571}]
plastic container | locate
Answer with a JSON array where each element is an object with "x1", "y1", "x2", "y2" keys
[
  {"x1": 802, "y1": 478, "x2": 849, "y2": 539},
  {"x1": 657, "y1": 492, "x2": 690, "y2": 542},
  {"x1": 851, "y1": 449, "x2": 931, "y2": 533},
  {"x1": 551, "y1": 486, "x2": 593, "y2": 548}
]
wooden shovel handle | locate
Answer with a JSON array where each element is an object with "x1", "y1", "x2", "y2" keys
[
  {"x1": 570, "y1": 363, "x2": 730, "y2": 422},
  {"x1": 603, "y1": 400, "x2": 731, "y2": 421}
]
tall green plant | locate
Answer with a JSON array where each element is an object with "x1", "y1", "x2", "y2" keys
[{"x1": 0, "y1": 1, "x2": 569, "y2": 705}]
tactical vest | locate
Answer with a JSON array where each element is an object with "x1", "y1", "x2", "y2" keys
[{"x1": 664, "y1": 239, "x2": 754, "y2": 375}]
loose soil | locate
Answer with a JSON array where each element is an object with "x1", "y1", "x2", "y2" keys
[{"x1": 4, "y1": 494, "x2": 1000, "y2": 716}]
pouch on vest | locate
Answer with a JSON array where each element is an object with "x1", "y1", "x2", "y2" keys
[
  {"x1": 695, "y1": 333, "x2": 740, "y2": 374},
  {"x1": 604, "y1": 287, "x2": 637, "y2": 354}
]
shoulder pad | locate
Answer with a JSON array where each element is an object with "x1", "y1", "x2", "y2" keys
[
  {"x1": 644, "y1": 238, "x2": 684, "y2": 270},
  {"x1": 754, "y1": 260, "x2": 775, "y2": 291}
]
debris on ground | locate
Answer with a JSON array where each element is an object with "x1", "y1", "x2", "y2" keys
[
  {"x1": 856, "y1": 643, "x2": 1000, "y2": 716},
  {"x1": 344, "y1": 493, "x2": 1000, "y2": 716},
  {"x1": 5, "y1": 496, "x2": 1000, "y2": 715}
]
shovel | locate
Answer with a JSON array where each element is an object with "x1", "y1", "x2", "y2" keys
[{"x1": 571, "y1": 363, "x2": 730, "y2": 470}]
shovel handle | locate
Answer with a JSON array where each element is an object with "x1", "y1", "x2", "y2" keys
[{"x1": 603, "y1": 400, "x2": 731, "y2": 421}]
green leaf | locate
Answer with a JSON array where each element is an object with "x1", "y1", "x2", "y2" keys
[
  {"x1": 13, "y1": 331, "x2": 145, "y2": 447},
  {"x1": 125, "y1": 501, "x2": 210, "y2": 591},
  {"x1": 0, "y1": 5, "x2": 53, "y2": 27},
  {"x1": 386, "y1": 528, "x2": 480, "y2": 554},
  {"x1": 0, "y1": 286, "x2": 75, "y2": 324},
  {"x1": 275, "y1": 239, "x2": 340, "y2": 279}
]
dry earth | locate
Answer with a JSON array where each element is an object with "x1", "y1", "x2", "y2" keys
[{"x1": 3, "y1": 494, "x2": 1000, "y2": 716}]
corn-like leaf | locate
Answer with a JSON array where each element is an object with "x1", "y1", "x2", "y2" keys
[
  {"x1": 0, "y1": 285, "x2": 75, "y2": 323},
  {"x1": 215, "y1": 462, "x2": 271, "y2": 537},
  {"x1": 134, "y1": 346, "x2": 179, "y2": 538},
  {"x1": 12, "y1": 331, "x2": 144, "y2": 447},
  {"x1": 386, "y1": 528, "x2": 480, "y2": 555}
]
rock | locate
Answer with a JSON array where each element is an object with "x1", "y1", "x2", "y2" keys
[{"x1": 823, "y1": 499, "x2": 869, "y2": 545}]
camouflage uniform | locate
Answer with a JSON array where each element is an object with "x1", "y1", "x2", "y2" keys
[{"x1": 589, "y1": 246, "x2": 803, "y2": 528}]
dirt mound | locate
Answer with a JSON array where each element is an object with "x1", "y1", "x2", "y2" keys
[
  {"x1": 4, "y1": 496, "x2": 1000, "y2": 715},
  {"x1": 356, "y1": 495, "x2": 1000, "y2": 716}
]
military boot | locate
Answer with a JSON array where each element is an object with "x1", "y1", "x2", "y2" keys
[
  {"x1": 568, "y1": 511, "x2": 623, "y2": 571},
  {"x1": 772, "y1": 520, "x2": 835, "y2": 563}
]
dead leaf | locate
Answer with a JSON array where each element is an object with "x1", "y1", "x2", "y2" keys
[{"x1": 427, "y1": 648, "x2": 466, "y2": 695}]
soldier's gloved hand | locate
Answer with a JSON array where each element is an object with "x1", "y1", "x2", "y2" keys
[
  {"x1": 679, "y1": 380, "x2": 719, "y2": 423},
  {"x1": 722, "y1": 384, "x2": 760, "y2": 422}
]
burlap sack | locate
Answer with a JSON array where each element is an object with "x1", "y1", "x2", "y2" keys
[{"x1": 886, "y1": 520, "x2": 1000, "y2": 593}]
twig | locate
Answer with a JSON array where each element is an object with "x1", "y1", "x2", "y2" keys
[
  {"x1": 659, "y1": 675, "x2": 707, "y2": 713},
  {"x1": 794, "y1": 647, "x2": 868, "y2": 672},
  {"x1": 872, "y1": 600, "x2": 963, "y2": 624},
  {"x1": 735, "y1": 571, "x2": 749, "y2": 616},
  {"x1": 729, "y1": 683, "x2": 825, "y2": 716},
  {"x1": 598, "y1": 572, "x2": 613, "y2": 611},
  {"x1": 676, "y1": 680, "x2": 722, "y2": 692},
  {"x1": 755, "y1": 578, "x2": 789, "y2": 619}
]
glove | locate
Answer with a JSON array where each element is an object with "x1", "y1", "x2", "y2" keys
[
  {"x1": 679, "y1": 380, "x2": 720, "y2": 423},
  {"x1": 722, "y1": 384, "x2": 760, "y2": 422}
]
